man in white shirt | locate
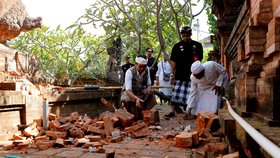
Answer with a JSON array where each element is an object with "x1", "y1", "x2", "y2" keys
[
  {"x1": 121, "y1": 55, "x2": 157, "y2": 120},
  {"x1": 155, "y1": 55, "x2": 172, "y2": 96},
  {"x1": 186, "y1": 61, "x2": 229, "y2": 117}
]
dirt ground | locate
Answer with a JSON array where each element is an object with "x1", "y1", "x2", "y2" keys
[{"x1": 0, "y1": 102, "x2": 202, "y2": 158}]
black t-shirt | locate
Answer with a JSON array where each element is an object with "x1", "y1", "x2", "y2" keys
[
  {"x1": 122, "y1": 63, "x2": 134, "y2": 78},
  {"x1": 147, "y1": 57, "x2": 158, "y2": 85},
  {"x1": 170, "y1": 40, "x2": 203, "y2": 82}
]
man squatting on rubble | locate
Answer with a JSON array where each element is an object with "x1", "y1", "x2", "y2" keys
[
  {"x1": 186, "y1": 61, "x2": 229, "y2": 116},
  {"x1": 120, "y1": 55, "x2": 157, "y2": 120}
]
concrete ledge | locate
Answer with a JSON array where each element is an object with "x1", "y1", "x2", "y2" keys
[{"x1": 219, "y1": 109, "x2": 236, "y2": 135}]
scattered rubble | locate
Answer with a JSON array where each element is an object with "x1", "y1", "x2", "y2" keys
[{"x1": 0, "y1": 109, "x2": 239, "y2": 157}]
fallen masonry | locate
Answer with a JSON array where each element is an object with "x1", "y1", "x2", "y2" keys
[{"x1": 0, "y1": 107, "x2": 239, "y2": 157}]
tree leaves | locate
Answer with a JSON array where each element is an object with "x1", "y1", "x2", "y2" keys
[{"x1": 9, "y1": 25, "x2": 107, "y2": 86}]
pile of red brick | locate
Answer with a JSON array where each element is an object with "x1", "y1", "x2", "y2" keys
[
  {"x1": 2, "y1": 109, "x2": 238, "y2": 157},
  {"x1": 2, "y1": 108, "x2": 161, "y2": 154}
]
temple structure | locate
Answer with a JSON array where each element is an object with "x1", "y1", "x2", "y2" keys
[{"x1": 212, "y1": 0, "x2": 280, "y2": 157}]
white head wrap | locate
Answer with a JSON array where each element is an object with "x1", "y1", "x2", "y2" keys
[
  {"x1": 191, "y1": 61, "x2": 204, "y2": 74},
  {"x1": 135, "y1": 56, "x2": 148, "y2": 65}
]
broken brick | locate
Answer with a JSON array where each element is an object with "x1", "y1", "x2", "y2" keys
[
  {"x1": 101, "y1": 97, "x2": 114, "y2": 109},
  {"x1": 37, "y1": 144, "x2": 48, "y2": 150},
  {"x1": 69, "y1": 128, "x2": 84, "y2": 138},
  {"x1": 58, "y1": 117, "x2": 67, "y2": 124},
  {"x1": 73, "y1": 138, "x2": 90, "y2": 147},
  {"x1": 111, "y1": 136, "x2": 123, "y2": 143},
  {"x1": 64, "y1": 139, "x2": 74, "y2": 146},
  {"x1": 204, "y1": 142, "x2": 227, "y2": 152},
  {"x1": 85, "y1": 135, "x2": 102, "y2": 142},
  {"x1": 111, "y1": 116, "x2": 120, "y2": 127},
  {"x1": 142, "y1": 110, "x2": 160, "y2": 125},
  {"x1": 57, "y1": 122, "x2": 72, "y2": 132},
  {"x1": 48, "y1": 113, "x2": 57, "y2": 120},
  {"x1": 13, "y1": 134, "x2": 26, "y2": 140},
  {"x1": 175, "y1": 132, "x2": 193, "y2": 148},
  {"x1": 3, "y1": 144, "x2": 14, "y2": 150},
  {"x1": 49, "y1": 120, "x2": 61, "y2": 129},
  {"x1": 82, "y1": 142, "x2": 102, "y2": 149},
  {"x1": 45, "y1": 131, "x2": 67, "y2": 139},
  {"x1": 191, "y1": 131, "x2": 199, "y2": 146},
  {"x1": 17, "y1": 142, "x2": 29, "y2": 151},
  {"x1": 114, "y1": 109, "x2": 134, "y2": 127},
  {"x1": 103, "y1": 116, "x2": 114, "y2": 136},
  {"x1": 54, "y1": 138, "x2": 65, "y2": 148},
  {"x1": 36, "y1": 140, "x2": 54, "y2": 148},
  {"x1": 69, "y1": 112, "x2": 80, "y2": 122},
  {"x1": 87, "y1": 125, "x2": 106, "y2": 136},
  {"x1": 34, "y1": 135, "x2": 48, "y2": 142},
  {"x1": 131, "y1": 126, "x2": 150, "y2": 138},
  {"x1": 96, "y1": 146, "x2": 105, "y2": 153},
  {"x1": 96, "y1": 121, "x2": 105, "y2": 128}
]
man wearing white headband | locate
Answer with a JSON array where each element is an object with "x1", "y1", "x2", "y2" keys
[
  {"x1": 121, "y1": 55, "x2": 157, "y2": 121},
  {"x1": 186, "y1": 61, "x2": 229, "y2": 118}
]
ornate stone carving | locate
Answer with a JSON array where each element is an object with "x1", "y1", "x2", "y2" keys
[{"x1": 105, "y1": 36, "x2": 123, "y2": 84}]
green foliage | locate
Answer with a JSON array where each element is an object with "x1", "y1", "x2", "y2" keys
[
  {"x1": 80, "y1": 0, "x2": 195, "y2": 59},
  {"x1": 205, "y1": 2, "x2": 220, "y2": 51},
  {"x1": 9, "y1": 25, "x2": 107, "y2": 85}
]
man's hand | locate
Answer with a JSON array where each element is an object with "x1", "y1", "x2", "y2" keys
[
  {"x1": 212, "y1": 85, "x2": 222, "y2": 95},
  {"x1": 135, "y1": 97, "x2": 144, "y2": 107}
]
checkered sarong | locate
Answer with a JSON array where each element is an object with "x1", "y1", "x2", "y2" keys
[{"x1": 171, "y1": 80, "x2": 191, "y2": 105}]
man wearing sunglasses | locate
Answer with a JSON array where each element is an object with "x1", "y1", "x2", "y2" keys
[
  {"x1": 121, "y1": 55, "x2": 157, "y2": 120},
  {"x1": 165, "y1": 26, "x2": 203, "y2": 119}
]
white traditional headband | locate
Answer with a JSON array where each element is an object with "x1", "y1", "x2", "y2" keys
[
  {"x1": 191, "y1": 61, "x2": 204, "y2": 74},
  {"x1": 135, "y1": 56, "x2": 148, "y2": 65}
]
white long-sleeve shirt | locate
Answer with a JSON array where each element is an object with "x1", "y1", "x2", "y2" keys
[
  {"x1": 187, "y1": 61, "x2": 229, "y2": 113},
  {"x1": 156, "y1": 60, "x2": 172, "y2": 96}
]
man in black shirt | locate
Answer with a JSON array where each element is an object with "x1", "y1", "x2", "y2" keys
[
  {"x1": 165, "y1": 26, "x2": 203, "y2": 118},
  {"x1": 146, "y1": 48, "x2": 158, "y2": 85},
  {"x1": 121, "y1": 56, "x2": 134, "y2": 82}
]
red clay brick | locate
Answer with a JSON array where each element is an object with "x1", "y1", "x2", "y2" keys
[
  {"x1": 142, "y1": 110, "x2": 160, "y2": 125},
  {"x1": 45, "y1": 131, "x2": 67, "y2": 139},
  {"x1": 13, "y1": 134, "x2": 26, "y2": 140},
  {"x1": 175, "y1": 132, "x2": 193, "y2": 148},
  {"x1": 57, "y1": 122, "x2": 72, "y2": 132},
  {"x1": 103, "y1": 116, "x2": 114, "y2": 136},
  {"x1": 54, "y1": 138, "x2": 65, "y2": 148},
  {"x1": 69, "y1": 128, "x2": 84, "y2": 138},
  {"x1": 96, "y1": 121, "x2": 105, "y2": 128},
  {"x1": 87, "y1": 125, "x2": 106, "y2": 136},
  {"x1": 48, "y1": 113, "x2": 57, "y2": 120},
  {"x1": 49, "y1": 120, "x2": 61, "y2": 129},
  {"x1": 85, "y1": 135, "x2": 102, "y2": 142},
  {"x1": 114, "y1": 109, "x2": 135, "y2": 127}
]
